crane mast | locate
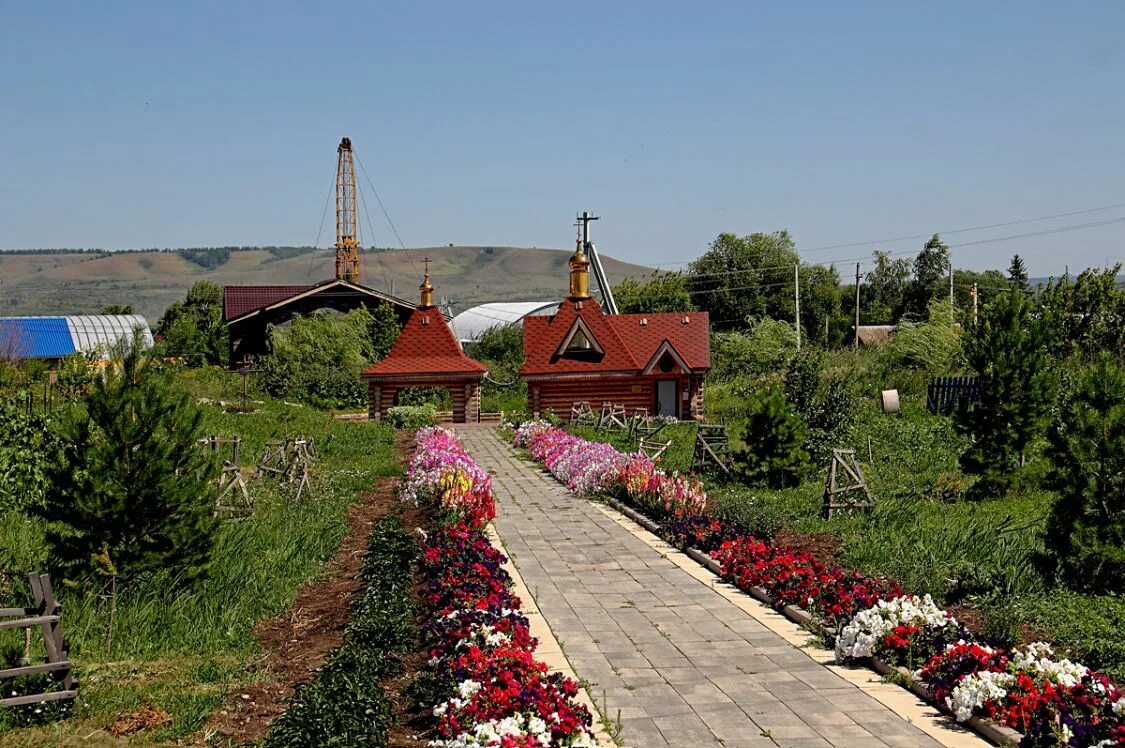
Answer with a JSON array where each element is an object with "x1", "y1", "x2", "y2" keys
[{"x1": 335, "y1": 137, "x2": 361, "y2": 283}]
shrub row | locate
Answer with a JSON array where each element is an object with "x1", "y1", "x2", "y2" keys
[
  {"x1": 265, "y1": 516, "x2": 418, "y2": 747},
  {"x1": 505, "y1": 420, "x2": 1125, "y2": 747}
]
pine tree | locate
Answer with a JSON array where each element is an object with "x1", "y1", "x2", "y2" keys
[
  {"x1": 907, "y1": 234, "x2": 950, "y2": 318},
  {"x1": 1042, "y1": 355, "x2": 1125, "y2": 592},
  {"x1": 36, "y1": 332, "x2": 220, "y2": 586},
  {"x1": 1007, "y1": 254, "x2": 1030, "y2": 291},
  {"x1": 728, "y1": 388, "x2": 809, "y2": 488},
  {"x1": 956, "y1": 291, "x2": 1057, "y2": 497}
]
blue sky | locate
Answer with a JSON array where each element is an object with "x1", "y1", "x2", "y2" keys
[{"x1": 2, "y1": 1, "x2": 1122, "y2": 275}]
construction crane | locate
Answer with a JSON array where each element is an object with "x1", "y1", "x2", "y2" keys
[{"x1": 335, "y1": 137, "x2": 361, "y2": 283}]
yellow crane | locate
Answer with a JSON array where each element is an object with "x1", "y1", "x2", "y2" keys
[{"x1": 335, "y1": 137, "x2": 361, "y2": 283}]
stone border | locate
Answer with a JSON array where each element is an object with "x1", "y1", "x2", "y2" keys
[
  {"x1": 484, "y1": 524, "x2": 619, "y2": 747},
  {"x1": 593, "y1": 500, "x2": 998, "y2": 748}
]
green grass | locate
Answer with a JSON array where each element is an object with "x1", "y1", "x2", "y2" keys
[{"x1": 0, "y1": 368, "x2": 402, "y2": 745}]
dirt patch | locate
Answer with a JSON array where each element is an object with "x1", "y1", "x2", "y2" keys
[
  {"x1": 109, "y1": 704, "x2": 171, "y2": 737},
  {"x1": 773, "y1": 530, "x2": 843, "y2": 566},
  {"x1": 204, "y1": 430, "x2": 426, "y2": 746}
]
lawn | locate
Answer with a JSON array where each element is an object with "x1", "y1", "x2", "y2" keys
[{"x1": 0, "y1": 368, "x2": 401, "y2": 745}]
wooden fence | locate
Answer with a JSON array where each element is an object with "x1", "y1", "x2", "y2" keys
[
  {"x1": 927, "y1": 376, "x2": 980, "y2": 415},
  {"x1": 0, "y1": 572, "x2": 78, "y2": 708}
]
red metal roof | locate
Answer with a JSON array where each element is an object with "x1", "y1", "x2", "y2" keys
[
  {"x1": 223, "y1": 285, "x2": 316, "y2": 321},
  {"x1": 520, "y1": 299, "x2": 710, "y2": 376},
  {"x1": 361, "y1": 306, "x2": 487, "y2": 378}
]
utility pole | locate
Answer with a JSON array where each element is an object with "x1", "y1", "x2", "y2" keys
[
  {"x1": 971, "y1": 282, "x2": 978, "y2": 325},
  {"x1": 853, "y1": 263, "x2": 861, "y2": 355},
  {"x1": 794, "y1": 263, "x2": 801, "y2": 351},
  {"x1": 949, "y1": 263, "x2": 955, "y2": 323},
  {"x1": 577, "y1": 211, "x2": 619, "y2": 314}
]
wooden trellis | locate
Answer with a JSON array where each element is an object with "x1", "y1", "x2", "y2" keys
[
  {"x1": 638, "y1": 438, "x2": 671, "y2": 461},
  {"x1": 201, "y1": 436, "x2": 252, "y2": 519},
  {"x1": 570, "y1": 401, "x2": 596, "y2": 427},
  {"x1": 0, "y1": 573, "x2": 77, "y2": 709},
  {"x1": 256, "y1": 439, "x2": 289, "y2": 478},
  {"x1": 597, "y1": 402, "x2": 629, "y2": 432},
  {"x1": 692, "y1": 423, "x2": 732, "y2": 476},
  {"x1": 821, "y1": 448, "x2": 875, "y2": 518}
]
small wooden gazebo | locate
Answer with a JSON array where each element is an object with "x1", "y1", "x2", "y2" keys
[{"x1": 360, "y1": 268, "x2": 487, "y2": 423}]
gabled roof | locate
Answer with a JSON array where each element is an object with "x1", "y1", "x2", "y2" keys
[
  {"x1": 223, "y1": 279, "x2": 415, "y2": 323},
  {"x1": 520, "y1": 299, "x2": 710, "y2": 377},
  {"x1": 361, "y1": 306, "x2": 487, "y2": 378},
  {"x1": 608, "y1": 312, "x2": 710, "y2": 371},
  {"x1": 521, "y1": 298, "x2": 640, "y2": 376},
  {"x1": 223, "y1": 285, "x2": 316, "y2": 321}
]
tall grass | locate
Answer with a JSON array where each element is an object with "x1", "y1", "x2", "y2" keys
[{"x1": 0, "y1": 369, "x2": 401, "y2": 744}]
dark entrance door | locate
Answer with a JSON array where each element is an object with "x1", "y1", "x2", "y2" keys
[{"x1": 655, "y1": 379, "x2": 678, "y2": 419}]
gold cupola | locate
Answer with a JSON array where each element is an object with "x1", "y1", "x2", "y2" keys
[
  {"x1": 419, "y1": 258, "x2": 434, "y2": 308},
  {"x1": 568, "y1": 238, "x2": 591, "y2": 300}
]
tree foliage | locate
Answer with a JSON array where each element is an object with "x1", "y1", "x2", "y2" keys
[
  {"x1": 36, "y1": 334, "x2": 220, "y2": 586},
  {"x1": 709, "y1": 318, "x2": 797, "y2": 380},
  {"x1": 1042, "y1": 355, "x2": 1125, "y2": 592},
  {"x1": 1008, "y1": 254, "x2": 1030, "y2": 291},
  {"x1": 155, "y1": 281, "x2": 228, "y2": 366},
  {"x1": 907, "y1": 234, "x2": 950, "y2": 318},
  {"x1": 1039, "y1": 265, "x2": 1125, "y2": 361},
  {"x1": 0, "y1": 398, "x2": 61, "y2": 512},
  {"x1": 863, "y1": 251, "x2": 911, "y2": 324},
  {"x1": 259, "y1": 304, "x2": 399, "y2": 409},
  {"x1": 613, "y1": 272, "x2": 695, "y2": 314},
  {"x1": 727, "y1": 388, "x2": 809, "y2": 488},
  {"x1": 687, "y1": 232, "x2": 799, "y2": 331},
  {"x1": 956, "y1": 291, "x2": 1057, "y2": 497}
]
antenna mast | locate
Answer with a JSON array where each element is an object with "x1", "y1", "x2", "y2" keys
[
  {"x1": 577, "y1": 211, "x2": 618, "y2": 314},
  {"x1": 335, "y1": 137, "x2": 361, "y2": 283}
]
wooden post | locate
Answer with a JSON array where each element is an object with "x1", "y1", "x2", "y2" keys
[
  {"x1": 853, "y1": 263, "x2": 861, "y2": 354},
  {"x1": 794, "y1": 263, "x2": 801, "y2": 352}
]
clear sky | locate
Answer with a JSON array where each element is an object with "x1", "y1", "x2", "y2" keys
[{"x1": 2, "y1": 1, "x2": 1122, "y2": 275}]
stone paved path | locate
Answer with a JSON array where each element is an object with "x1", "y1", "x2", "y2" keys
[{"x1": 458, "y1": 428, "x2": 963, "y2": 748}]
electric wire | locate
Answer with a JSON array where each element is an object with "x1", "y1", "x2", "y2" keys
[
  {"x1": 305, "y1": 170, "x2": 337, "y2": 280},
  {"x1": 354, "y1": 153, "x2": 421, "y2": 282}
]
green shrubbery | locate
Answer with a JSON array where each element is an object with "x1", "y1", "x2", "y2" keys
[
  {"x1": 259, "y1": 304, "x2": 400, "y2": 409},
  {"x1": 727, "y1": 388, "x2": 809, "y2": 488},
  {"x1": 1042, "y1": 354, "x2": 1125, "y2": 593},
  {"x1": 36, "y1": 336, "x2": 220, "y2": 588},
  {"x1": 265, "y1": 516, "x2": 417, "y2": 747},
  {"x1": 385, "y1": 404, "x2": 438, "y2": 429}
]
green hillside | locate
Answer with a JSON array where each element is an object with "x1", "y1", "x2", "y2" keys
[{"x1": 0, "y1": 246, "x2": 654, "y2": 322}]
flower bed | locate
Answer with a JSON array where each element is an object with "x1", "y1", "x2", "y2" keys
[
  {"x1": 417, "y1": 523, "x2": 600, "y2": 747},
  {"x1": 402, "y1": 426, "x2": 496, "y2": 528},
  {"x1": 503, "y1": 420, "x2": 1125, "y2": 747},
  {"x1": 404, "y1": 424, "x2": 600, "y2": 747}
]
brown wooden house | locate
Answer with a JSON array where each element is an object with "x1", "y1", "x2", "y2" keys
[{"x1": 519, "y1": 241, "x2": 710, "y2": 421}]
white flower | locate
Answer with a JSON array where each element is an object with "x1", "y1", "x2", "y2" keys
[
  {"x1": 948, "y1": 670, "x2": 1016, "y2": 722},
  {"x1": 457, "y1": 679, "x2": 482, "y2": 699},
  {"x1": 1112, "y1": 697, "x2": 1125, "y2": 717},
  {"x1": 1012, "y1": 642, "x2": 1089, "y2": 688},
  {"x1": 835, "y1": 594, "x2": 953, "y2": 661}
]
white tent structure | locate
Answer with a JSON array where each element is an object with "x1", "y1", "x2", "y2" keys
[{"x1": 450, "y1": 302, "x2": 559, "y2": 345}]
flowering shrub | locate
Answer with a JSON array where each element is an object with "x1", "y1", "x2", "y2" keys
[
  {"x1": 835, "y1": 594, "x2": 967, "y2": 668},
  {"x1": 402, "y1": 427, "x2": 496, "y2": 528},
  {"x1": 419, "y1": 523, "x2": 601, "y2": 747},
  {"x1": 919, "y1": 641, "x2": 1125, "y2": 745}
]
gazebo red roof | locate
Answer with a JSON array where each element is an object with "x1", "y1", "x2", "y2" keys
[
  {"x1": 362, "y1": 306, "x2": 487, "y2": 378},
  {"x1": 521, "y1": 298, "x2": 710, "y2": 377}
]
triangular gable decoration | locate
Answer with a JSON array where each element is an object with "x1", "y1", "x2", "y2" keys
[
  {"x1": 553, "y1": 317, "x2": 605, "y2": 359},
  {"x1": 641, "y1": 339, "x2": 693, "y2": 375}
]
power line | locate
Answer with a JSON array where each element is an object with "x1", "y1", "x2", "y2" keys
[{"x1": 353, "y1": 153, "x2": 421, "y2": 282}]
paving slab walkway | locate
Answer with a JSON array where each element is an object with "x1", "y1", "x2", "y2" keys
[{"x1": 458, "y1": 428, "x2": 985, "y2": 748}]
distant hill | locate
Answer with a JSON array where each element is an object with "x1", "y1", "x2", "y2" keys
[{"x1": 0, "y1": 246, "x2": 655, "y2": 323}]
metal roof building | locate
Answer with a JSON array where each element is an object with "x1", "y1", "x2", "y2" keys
[
  {"x1": 0, "y1": 315, "x2": 153, "y2": 360},
  {"x1": 450, "y1": 301, "x2": 559, "y2": 345}
]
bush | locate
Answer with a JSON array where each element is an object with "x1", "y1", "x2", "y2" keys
[
  {"x1": 385, "y1": 404, "x2": 437, "y2": 429},
  {"x1": 886, "y1": 300, "x2": 964, "y2": 372},
  {"x1": 783, "y1": 351, "x2": 858, "y2": 463},
  {"x1": 1041, "y1": 354, "x2": 1125, "y2": 592},
  {"x1": 259, "y1": 304, "x2": 400, "y2": 410},
  {"x1": 727, "y1": 388, "x2": 809, "y2": 488},
  {"x1": 0, "y1": 398, "x2": 61, "y2": 512},
  {"x1": 35, "y1": 334, "x2": 221, "y2": 587},
  {"x1": 709, "y1": 318, "x2": 797, "y2": 380}
]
